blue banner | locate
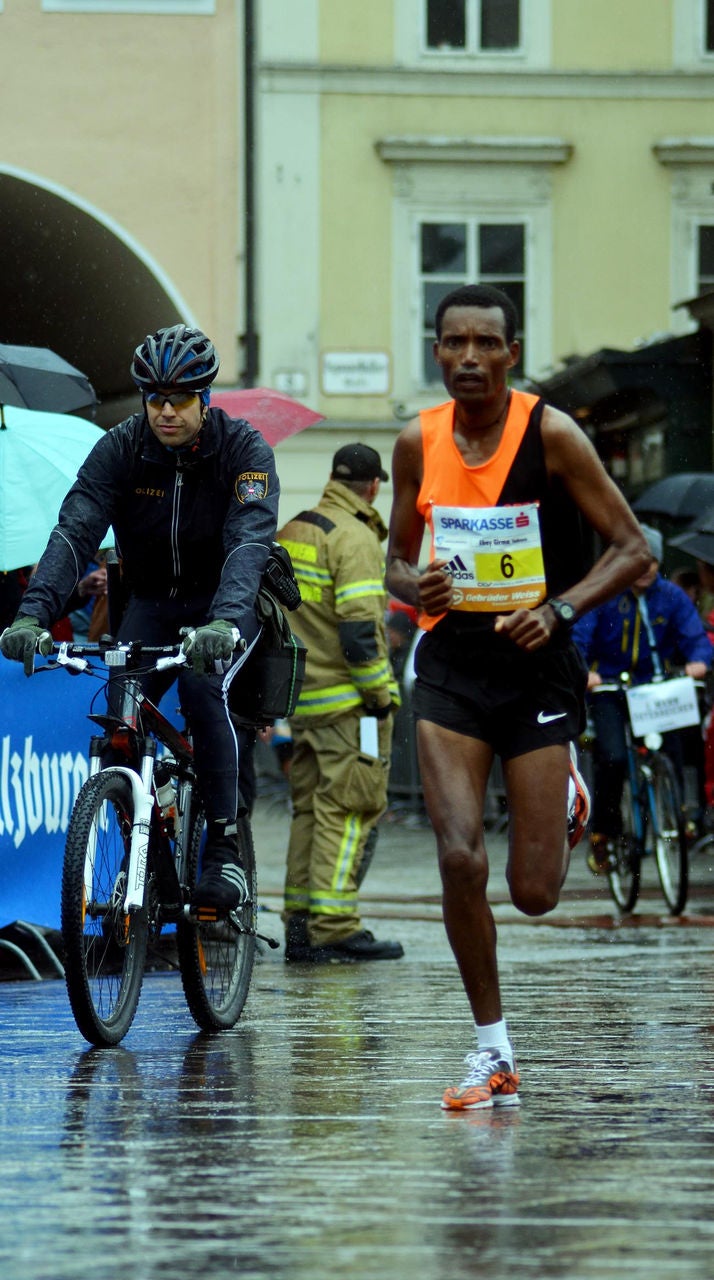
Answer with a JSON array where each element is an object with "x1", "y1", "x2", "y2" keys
[{"x1": 1, "y1": 661, "x2": 97, "y2": 929}]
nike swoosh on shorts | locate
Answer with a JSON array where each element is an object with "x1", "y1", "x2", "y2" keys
[{"x1": 537, "y1": 711, "x2": 567, "y2": 723}]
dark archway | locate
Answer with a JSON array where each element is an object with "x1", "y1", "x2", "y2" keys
[{"x1": 0, "y1": 168, "x2": 194, "y2": 425}]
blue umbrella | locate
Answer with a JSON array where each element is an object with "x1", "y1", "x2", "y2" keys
[{"x1": 0, "y1": 406, "x2": 105, "y2": 571}]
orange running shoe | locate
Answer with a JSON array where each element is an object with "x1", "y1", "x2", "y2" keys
[{"x1": 441, "y1": 1050, "x2": 520, "y2": 1111}]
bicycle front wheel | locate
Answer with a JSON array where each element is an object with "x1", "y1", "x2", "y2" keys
[
  {"x1": 607, "y1": 775, "x2": 641, "y2": 912},
  {"x1": 61, "y1": 770, "x2": 148, "y2": 1046},
  {"x1": 650, "y1": 753, "x2": 689, "y2": 914},
  {"x1": 177, "y1": 807, "x2": 257, "y2": 1031}
]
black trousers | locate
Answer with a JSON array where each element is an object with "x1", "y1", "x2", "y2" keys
[{"x1": 109, "y1": 595, "x2": 260, "y2": 822}]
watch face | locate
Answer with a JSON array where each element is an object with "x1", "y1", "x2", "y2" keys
[{"x1": 552, "y1": 598, "x2": 576, "y2": 624}]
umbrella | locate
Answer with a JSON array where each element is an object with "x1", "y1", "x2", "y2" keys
[
  {"x1": 0, "y1": 406, "x2": 105, "y2": 571},
  {"x1": 0, "y1": 343, "x2": 97, "y2": 422},
  {"x1": 210, "y1": 387, "x2": 324, "y2": 446},
  {"x1": 632, "y1": 473, "x2": 714, "y2": 519},
  {"x1": 669, "y1": 506, "x2": 714, "y2": 566}
]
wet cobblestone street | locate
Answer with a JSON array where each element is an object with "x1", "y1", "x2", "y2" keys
[{"x1": 2, "y1": 796, "x2": 714, "y2": 1280}]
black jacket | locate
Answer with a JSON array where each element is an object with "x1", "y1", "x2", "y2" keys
[{"x1": 19, "y1": 407, "x2": 279, "y2": 630}]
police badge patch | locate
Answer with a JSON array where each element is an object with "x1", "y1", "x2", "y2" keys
[{"x1": 235, "y1": 471, "x2": 269, "y2": 503}]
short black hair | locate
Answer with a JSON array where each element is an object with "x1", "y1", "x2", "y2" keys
[{"x1": 434, "y1": 284, "x2": 519, "y2": 344}]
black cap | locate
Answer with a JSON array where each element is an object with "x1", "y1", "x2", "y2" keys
[{"x1": 332, "y1": 443, "x2": 388, "y2": 483}]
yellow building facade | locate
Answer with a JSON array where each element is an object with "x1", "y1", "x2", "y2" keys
[{"x1": 1, "y1": 2, "x2": 713, "y2": 518}]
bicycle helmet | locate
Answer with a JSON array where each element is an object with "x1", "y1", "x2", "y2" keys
[{"x1": 130, "y1": 324, "x2": 220, "y2": 393}]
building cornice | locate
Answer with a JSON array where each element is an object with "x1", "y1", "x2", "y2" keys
[
  {"x1": 375, "y1": 136, "x2": 572, "y2": 164},
  {"x1": 653, "y1": 137, "x2": 714, "y2": 164},
  {"x1": 259, "y1": 64, "x2": 714, "y2": 101}
]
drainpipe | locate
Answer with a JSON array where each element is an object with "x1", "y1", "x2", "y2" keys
[{"x1": 242, "y1": 0, "x2": 258, "y2": 387}]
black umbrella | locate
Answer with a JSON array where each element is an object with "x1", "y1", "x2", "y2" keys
[
  {"x1": 633, "y1": 473, "x2": 714, "y2": 519},
  {"x1": 0, "y1": 343, "x2": 96, "y2": 423},
  {"x1": 669, "y1": 506, "x2": 714, "y2": 565}
]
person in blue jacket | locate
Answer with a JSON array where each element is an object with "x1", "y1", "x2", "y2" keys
[{"x1": 572, "y1": 523, "x2": 712, "y2": 873}]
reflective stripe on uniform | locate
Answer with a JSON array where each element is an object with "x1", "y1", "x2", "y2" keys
[
  {"x1": 284, "y1": 886, "x2": 310, "y2": 912},
  {"x1": 335, "y1": 578, "x2": 384, "y2": 607},
  {"x1": 291, "y1": 683, "x2": 363, "y2": 715}
]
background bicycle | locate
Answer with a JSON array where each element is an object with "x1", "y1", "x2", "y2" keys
[
  {"x1": 588, "y1": 673, "x2": 693, "y2": 914},
  {"x1": 41, "y1": 638, "x2": 270, "y2": 1046}
]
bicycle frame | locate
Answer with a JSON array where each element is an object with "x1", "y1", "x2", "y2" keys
[
  {"x1": 591, "y1": 674, "x2": 690, "y2": 913},
  {"x1": 54, "y1": 640, "x2": 195, "y2": 919}
]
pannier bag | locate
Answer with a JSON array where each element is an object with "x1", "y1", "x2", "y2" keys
[{"x1": 228, "y1": 543, "x2": 306, "y2": 727}]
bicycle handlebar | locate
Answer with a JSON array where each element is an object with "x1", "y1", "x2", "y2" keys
[{"x1": 48, "y1": 639, "x2": 189, "y2": 675}]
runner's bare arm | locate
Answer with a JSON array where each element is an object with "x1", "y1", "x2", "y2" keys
[
  {"x1": 495, "y1": 407, "x2": 649, "y2": 650},
  {"x1": 385, "y1": 419, "x2": 454, "y2": 616}
]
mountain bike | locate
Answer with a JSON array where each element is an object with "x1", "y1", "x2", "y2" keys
[
  {"x1": 41, "y1": 638, "x2": 275, "y2": 1046},
  {"x1": 591, "y1": 675, "x2": 691, "y2": 914}
]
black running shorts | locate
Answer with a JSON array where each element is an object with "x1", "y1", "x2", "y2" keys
[{"x1": 412, "y1": 623, "x2": 587, "y2": 760}]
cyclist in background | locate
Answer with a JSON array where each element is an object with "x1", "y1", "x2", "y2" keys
[
  {"x1": 0, "y1": 325, "x2": 279, "y2": 914},
  {"x1": 572, "y1": 523, "x2": 711, "y2": 874}
]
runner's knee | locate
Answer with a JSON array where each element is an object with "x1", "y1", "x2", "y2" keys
[{"x1": 439, "y1": 843, "x2": 488, "y2": 895}]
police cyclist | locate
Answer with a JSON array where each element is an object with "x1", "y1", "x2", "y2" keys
[{"x1": 0, "y1": 324, "x2": 279, "y2": 913}]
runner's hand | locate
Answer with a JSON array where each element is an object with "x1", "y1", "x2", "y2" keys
[
  {"x1": 0, "y1": 615, "x2": 53, "y2": 676},
  {"x1": 181, "y1": 619, "x2": 243, "y2": 675}
]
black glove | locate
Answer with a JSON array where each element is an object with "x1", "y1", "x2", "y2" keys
[
  {"x1": 0, "y1": 615, "x2": 53, "y2": 677},
  {"x1": 181, "y1": 620, "x2": 244, "y2": 676}
]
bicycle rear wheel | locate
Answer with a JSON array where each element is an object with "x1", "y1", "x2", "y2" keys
[
  {"x1": 607, "y1": 775, "x2": 641, "y2": 912},
  {"x1": 177, "y1": 807, "x2": 257, "y2": 1031},
  {"x1": 61, "y1": 770, "x2": 148, "y2": 1046},
  {"x1": 650, "y1": 753, "x2": 689, "y2": 914}
]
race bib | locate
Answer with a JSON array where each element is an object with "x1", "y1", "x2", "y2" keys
[
  {"x1": 432, "y1": 503, "x2": 546, "y2": 612},
  {"x1": 625, "y1": 676, "x2": 700, "y2": 737}
]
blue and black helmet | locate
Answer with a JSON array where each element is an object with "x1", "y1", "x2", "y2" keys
[{"x1": 130, "y1": 324, "x2": 220, "y2": 392}]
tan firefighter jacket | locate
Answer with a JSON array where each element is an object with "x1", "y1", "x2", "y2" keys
[{"x1": 278, "y1": 480, "x2": 400, "y2": 723}]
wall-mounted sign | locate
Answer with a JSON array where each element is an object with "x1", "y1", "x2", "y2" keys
[{"x1": 321, "y1": 351, "x2": 390, "y2": 396}]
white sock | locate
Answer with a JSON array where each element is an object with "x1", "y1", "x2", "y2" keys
[{"x1": 475, "y1": 1019, "x2": 513, "y2": 1065}]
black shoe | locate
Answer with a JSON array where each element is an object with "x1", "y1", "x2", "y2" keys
[
  {"x1": 308, "y1": 930, "x2": 404, "y2": 963},
  {"x1": 284, "y1": 911, "x2": 311, "y2": 963},
  {"x1": 191, "y1": 821, "x2": 249, "y2": 914}
]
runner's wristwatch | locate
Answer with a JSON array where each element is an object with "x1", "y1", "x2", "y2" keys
[{"x1": 547, "y1": 598, "x2": 577, "y2": 629}]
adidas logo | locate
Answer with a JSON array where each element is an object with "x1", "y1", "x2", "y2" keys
[{"x1": 446, "y1": 554, "x2": 472, "y2": 581}]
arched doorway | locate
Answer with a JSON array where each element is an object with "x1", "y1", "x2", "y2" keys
[{"x1": 0, "y1": 168, "x2": 196, "y2": 426}]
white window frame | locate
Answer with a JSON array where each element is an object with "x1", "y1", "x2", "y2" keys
[
  {"x1": 377, "y1": 144, "x2": 563, "y2": 407},
  {"x1": 42, "y1": 1, "x2": 214, "y2": 13},
  {"x1": 654, "y1": 141, "x2": 714, "y2": 327},
  {"x1": 673, "y1": 0, "x2": 714, "y2": 67},
  {"x1": 395, "y1": 0, "x2": 550, "y2": 70}
]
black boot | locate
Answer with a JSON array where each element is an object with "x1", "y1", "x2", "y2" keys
[
  {"x1": 284, "y1": 911, "x2": 311, "y2": 962},
  {"x1": 191, "y1": 820, "x2": 248, "y2": 913},
  {"x1": 308, "y1": 930, "x2": 404, "y2": 963}
]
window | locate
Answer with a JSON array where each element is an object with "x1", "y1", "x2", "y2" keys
[
  {"x1": 425, "y1": 0, "x2": 520, "y2": 53},
  {"x1": 395, "y1": 0, "x2": 549, "y2": 68},
  {"x1": 419, "y1": 220, "x2": 526, "y2": 380},
  {"x1": 674, "y1": 0, "x2": 714, "y2": 65},
  {"x1": 698, "y1": 224, "x2": 714, "y2": 293}
]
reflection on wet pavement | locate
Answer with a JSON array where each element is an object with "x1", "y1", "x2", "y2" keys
[
  {"x1": 2, "y1": 806, "x2": 714, "y2": 1279},
  {"x1": 2, "y1": 924, "x2": 714, "y2": 1280}
]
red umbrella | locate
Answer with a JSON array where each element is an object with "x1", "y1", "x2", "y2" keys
[{"x1": 211, "y1": 387, "x2": 324, "y2": 446}]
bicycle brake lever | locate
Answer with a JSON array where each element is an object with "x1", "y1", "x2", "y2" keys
[
  {"x1": 55, "y1": 643, "x2": 89, "y2": 673},
  {"x1": 156, "y1": 651, "x2": 188, "y2": 672}
]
